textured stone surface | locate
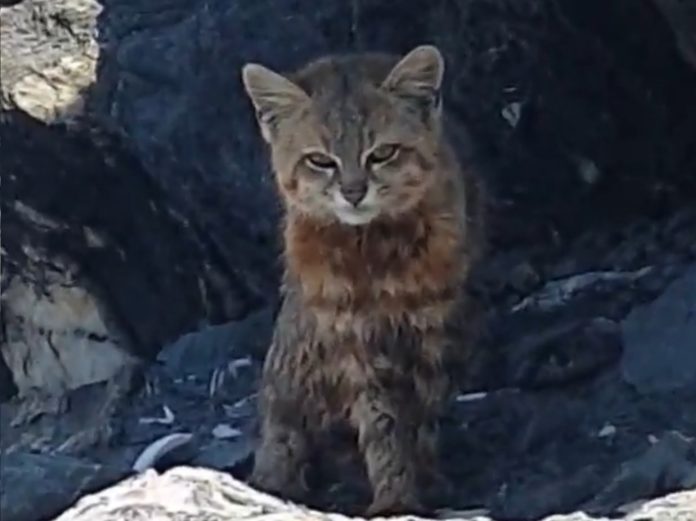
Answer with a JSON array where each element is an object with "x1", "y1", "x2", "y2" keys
[
  {"x1": 1, "y1": 264, "x2": 137, "y2": 397},
  {"x1": 0, "y1": 0, "x2": 101, "y2": 122}
]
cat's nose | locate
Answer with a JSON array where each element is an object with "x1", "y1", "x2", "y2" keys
[{"x1": 341, "y1": 183, "x2": 368, "y2": 206}]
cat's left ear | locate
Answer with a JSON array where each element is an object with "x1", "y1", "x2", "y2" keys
[
  {"x1": 242, "y1": 63, "x2": 310, "y2": 142},
  {"x1": 382, "y1": 45, "x2": 444, "y2": 110}
]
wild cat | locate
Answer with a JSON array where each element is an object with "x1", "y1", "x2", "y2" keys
[{"x1": 241, "y1": 45, "x2": 485, "y2": 516}]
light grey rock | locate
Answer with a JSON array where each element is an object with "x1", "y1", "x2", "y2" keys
[
  {"x1": 621, "y1": 265, "x2": 696, "y2": 394},
  {"x1": 512, "y1": 268, "x2": 653, "y2": 314},
  {"x1": 1, "y1": 264, "x2": 137, "y2": 398},
  {"x1": 507, "y1": 317, "x2": 622, "y2": 389},
  {"x1": 0, "y1": 0, "x2": 100, "y2": 122},
  {"x1": 51, "y1": 466, "x2": 696, "y2": 521}
]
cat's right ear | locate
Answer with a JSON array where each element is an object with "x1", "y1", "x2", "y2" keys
[
  {"x1": 382, "y1": 45, "x2": 444, "y2": 116},
  {"x1": 241, "y1": 63, "x2": 309, "y2": 143}
]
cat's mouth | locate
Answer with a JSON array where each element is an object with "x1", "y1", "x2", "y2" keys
[
  {"x1": 334, "y1": 206, "x2": 379, "y2": 225},
  {"x1": 332, "y1": 186, "x2": 380, "y2": 226}
]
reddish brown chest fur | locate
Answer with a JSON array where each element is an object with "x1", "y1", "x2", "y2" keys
[{"x1": 284, "y1": 204, "x2": 465, "y2": 336}]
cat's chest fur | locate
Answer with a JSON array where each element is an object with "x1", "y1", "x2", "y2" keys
[{"x1": 283, "y1": 208, "x2": 464, "y2": 336}]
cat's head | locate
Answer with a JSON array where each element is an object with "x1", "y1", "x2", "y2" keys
[{"x1": 242, "y1": 45, "x2": 445, "y2": 226}]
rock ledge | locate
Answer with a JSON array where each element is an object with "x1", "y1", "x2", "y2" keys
[{"x1": 53, "y1": 466, "x2": 695, "y2": 521}]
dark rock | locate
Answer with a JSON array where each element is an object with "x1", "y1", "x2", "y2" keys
[
  {"x1": 662, "y1": 208, "x2": 696, "y2": 239},
  {"x1": 660, "y1": 208, "x2": 696, "y2": 257},
  {"x1": 547, "y1": 231, "x2": 619, "y2": 278},
  {"x1": 0, "y1": 366, "x2": 138, "y2": 456},
  {"x1": 0, "y1": 451, "x2": 129, "y2": 521},
  {"x1": 516, "y1": 399, "x2": 588, "y2": 452},
  {"x1": 157, "y1": 306, "x2": 274, "y2": 379},
  {"x1": 621, "y1": 265, "x2": 696, "y2": 394},
  {"x1": 511, "y1": 269, "x2": 654, "y2": 315},
  {"x1": 652, "y1": 0, "x2": 696, "y2": 70},
  {"x1": 0, "y1": 354, "x2": 18, "y2": 402},
  {"x1": 604, "y1": 223, "x2": 660, "y2": 271},
  {"x1": 149, "y1": 307, "x2": 269, "y2": 408},
  {"x1": 584, "y1": 431, "x2": 696, "y2": 513},
  {"x1": 90, "y1": 313, "x2": 265, "y2": 485},
  {"x1": 431, "y1": 0, "x2": 696, "y2": 247},
  {"x1": 191, "y1": 436, "x2": 256, "y2": 473},
  {"x1": 441, "y1": 369, "x2": 696, "y2": 519},
  {"x1": 508, "y1": 261, "x2": 542, "y2": 295},
  {"x1": 506, "y1": 317, "x2": 622, "y2": 389},
  {"x1": 492, "y1": 465, "x2": 601, "y2": 520}
]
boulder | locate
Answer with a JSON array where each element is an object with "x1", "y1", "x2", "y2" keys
[{"x1": 0, "y1": 110, "x2": 259, "y2": 401}]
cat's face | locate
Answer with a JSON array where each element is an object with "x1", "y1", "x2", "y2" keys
[{"x1": 242, "y1": 46, "x2": 445, "y2": 226}]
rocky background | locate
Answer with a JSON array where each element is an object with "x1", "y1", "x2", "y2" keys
[{"x1": 1, "y1": 1, "x2": 696, "y2": 520}]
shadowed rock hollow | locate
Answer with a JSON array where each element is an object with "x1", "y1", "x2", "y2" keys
[{"x1": 1, "y1": 1, "x2": 695, "y2": 520}]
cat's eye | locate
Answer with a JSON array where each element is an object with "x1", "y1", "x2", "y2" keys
[
  {"x1": 367, "y1": 144, "x2": 400, "y2": 165},
  {"x1": 305, "y1": 153, "x2": 338, "y2": 171}
]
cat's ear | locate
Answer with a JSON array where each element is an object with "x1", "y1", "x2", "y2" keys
[
  {"x1": 242, "y1": 63, "x2": 310, "y2": 142},
  {"x1": 382, "y1": 45, "x2": 444, "y2": 109}
]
